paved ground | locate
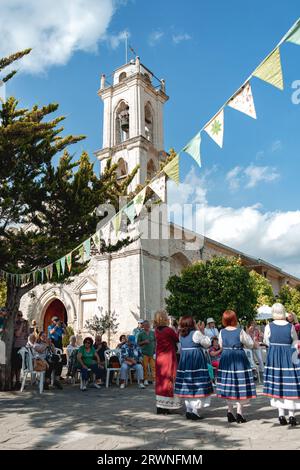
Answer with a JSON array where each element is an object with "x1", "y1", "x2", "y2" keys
[{"x1": 0, "y1": 382, "x2": 300, "y2": 450}]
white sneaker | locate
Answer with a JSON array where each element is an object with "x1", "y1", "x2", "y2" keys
[
  {"x1": 144, "y1": 380, "x2": 149, "y2": 386},
  {"x1": 120, "y1": 383, "x2": 126, "y2": 389},
  {"x1": 80, "y1": 381, "x2": 87, "y2": 391},
  {"x1": 93, "y1": 383, "x2": 101, "y2": 389},
  {"x1": 81, "y1": 384, "x2": 87, "y2": 391},
  {"x1": 138, "y1": 383, "x2": 146, "y2": 389}
]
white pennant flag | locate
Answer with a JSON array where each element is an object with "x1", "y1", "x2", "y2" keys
[
  {"x1": 100, "y1": 222, "x2": 111, "y2": 245},
  {"x1": 149, "y1": 175, "x2": 166, "y2": 202},
  {"x1": 227, "y1": 82, "x2": 257, "y2": 119},
  {"x1": 204, "y1": 109, "x2": 224, "y2": 148},
  {"x1": 133, "y1": 187, "x2": 146, "y2": 216}
]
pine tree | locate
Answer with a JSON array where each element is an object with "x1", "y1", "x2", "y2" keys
[{"x1": 0, "y1": 51, "x2": 139, "y2": 389}]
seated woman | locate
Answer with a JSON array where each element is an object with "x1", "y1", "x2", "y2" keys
[
  {"x1": 77, "y1": 337, "x2": 105, "y2": 391},
  {"x1": 209, "y1": 336, "x2": 222, "y2": 371},
  {"x1": 33, "y1": 331, "x2": 63, "y2": 390},
  {"x1": 117, "y1": 335, "x2": 127, "y2": 350}
]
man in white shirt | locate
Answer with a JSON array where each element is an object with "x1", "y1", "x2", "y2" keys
[{"x1": 204, "y1": 318, "x2": 219, "y2": 339}]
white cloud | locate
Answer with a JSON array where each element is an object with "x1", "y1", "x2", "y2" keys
[
  {"x1": 226, "y1": 166, "x2": 242, "y2": 191},
  {"x1": 148, "y1": 30, "x2": 164, "y2": 47},
  {"x1": 244, "y1": 165, "x2": 280, "y2": 188},
  {"x1": 271, "y1": 140, "x2": 282, "y2": 153},
  {"x1": 226, "y1": 165, "x2": 280, "y2": 191},
  {"x1": 172, "y1": 33, "x2": 191, "y2": 44},
  {"x1": 107, "y1": 29, "x2": 130, "y2": 50},
  {"x1": 0, "y1": 0, "x2": 118, "y2": 74}
]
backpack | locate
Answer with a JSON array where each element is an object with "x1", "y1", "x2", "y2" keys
[{"x1": 108, "y1": 355, "x2": 120, "y2": 368}]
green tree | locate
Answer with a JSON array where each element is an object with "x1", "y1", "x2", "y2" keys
[
  {"x1": 85, "y1": 312, "x2": 119, "y2": 343},
  {"x1": 62, "y1": 326, "x2": 75, "y2": 349},
  {"x1": 0, "y1": 50, "x2": 140, "y2": 389},
  {"x1": 166, "y1": 257, "x2": 257, "y2": 325},
  {"x1": 278, "y1": 285, "x2": 300, "y2": 319},
  {"x1": 0, "y1": 281, "x2": 6, "y2": 306},
  {"x1": 249, "y1": 270, "x2": 275, "y2": 308}
]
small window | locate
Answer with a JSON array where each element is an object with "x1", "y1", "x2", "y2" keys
[{"x1": 119, "y1": 72, "x2": 127, "y2": 83}]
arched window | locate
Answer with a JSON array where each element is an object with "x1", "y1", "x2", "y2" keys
[
  {"x1": 170, "y1": 252, "x2": 191, "y2": 276},
  {"x1": 147, "y1": 159, "x2": 156, "y2": 179},
  {"x1": 144, "y1": 102, "x2": 153, "y2": 143},
  {"x1": 116, "y1": 158, "x2": 128, "y2": 178},
  {"x1": 115, "y1": 101, "x2": 130, "y2": 145},
  {"x1": 119, "y1": 72, "x2": 127, "y2": 83}
]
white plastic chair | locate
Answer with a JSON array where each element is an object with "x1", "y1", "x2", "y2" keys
[
  {"x1": 244, "y1": 348, "x2": 262, "y2": 383},
  {"x1": 104, "y1": 349, "x2": 122, "y2": 388},
  {"x1": 18, "y1": 347, "x2": 45, "y2": 394}
]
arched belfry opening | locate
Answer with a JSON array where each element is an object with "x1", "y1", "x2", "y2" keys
[
  {"x1": 115, "y1": 101, "x2": 130, "y2": 144},
  {"x1": 144, "y1": 102, "x2": 153, "y2": 142},
  {"x1": 147, "y1": 159, "x2": 156, "y2": 180},
  {"x1": 117, "y1": 157, "x2": 128, "y2": 178}
]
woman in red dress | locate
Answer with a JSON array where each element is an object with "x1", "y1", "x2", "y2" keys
[{"x1": 154, "y1": 310, "x2": 181, "y2": 414}]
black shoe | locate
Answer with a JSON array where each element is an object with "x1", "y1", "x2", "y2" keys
[
  {"x1": 14, "y1": 381, "x2": 21, "y2": 391},
  {"x1": 156, "y1": 407, "x2": 170, "y2": 415},
  {"x1": 54, "y1": 380, "x2": 63, "y2": 390},
  {"x1": 227, "y1": 412, "x2": 237, "y2": 423},
  {"x1": 44, "y1": 382, "x2": 50, "y2": 390},
  {"x1": 186, "y1": 412, "x2": 203, "y2": 420},
  {"x1": 288, "y1": 416, "x2": 297, "y2": 426},
  {"x1": 236, "y1": 413, "x2": 247, "y2": 423},
  {"x1": 278, "y1": 416, "x2": 288, "y2": 425}
]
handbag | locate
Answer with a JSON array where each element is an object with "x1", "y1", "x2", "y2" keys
[
  {"x1": 60, "y1": 353, "x2": 67, "y2": 366},
  {"x1": 33, "y1": 358, "x2": 48, "y2": 372},
  {"x1": 46, "y1": 350, "x2": 60, "y2": 364}
]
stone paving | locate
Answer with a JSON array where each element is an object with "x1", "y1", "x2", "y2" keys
[{"x1": 0, "y1": 382, "x2": 300, "y2": 450}]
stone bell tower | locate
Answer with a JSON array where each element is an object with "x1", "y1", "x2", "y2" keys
[{"x1": 95, "y1": 56, "x2": 169, "y2": 189}]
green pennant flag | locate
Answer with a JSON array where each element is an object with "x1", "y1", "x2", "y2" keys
[
  {"x1": 133, "y1": 187, "x2": 146, "y2": 216},
  {"x1": 113, "y1": 211, "x2": 122, "y2": 235},
  {"x1": 92, "y1": 231, "x2": 100, "y2": 249},
  {"x1": 163, "y1": 154, "x2": 180, "y2": 185},
  {"x1": 253, "y1": 47, "x2": 284, "y2": 90},
  {"x1": 60, "y1": 257, "x2": 66, "y2": 275},
  {"x1": 285, "y1": 19, "x2": 300, "y2": 45},
  {"x1": 34, "y1": 270, "x2": 39, "y2": 284},
  {"x1": 123, "y1": 202, "x2": 136, "y2": 223},
  {"x1": 55, "y1": 260, "x2": 61, "y2": 277},
  {"x1": 66, "y1": 252, "x2": 72, "y2": 272},
  {"x1": 46, "y1": 265, "x2": 53, "y2": 281},
  {"x1": 78, "y1": 245, "x2": 84, "y2": 262},
  {"x1": 183, "y1": 132, "x2": 201, "y2": 166},
  {"x1": 83, "y1": 238, "x2": 91, "y2": 260}
]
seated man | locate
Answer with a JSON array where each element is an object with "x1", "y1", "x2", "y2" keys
[{"x1": 119, "y1": 335, "x2": 145, "y2": 389}]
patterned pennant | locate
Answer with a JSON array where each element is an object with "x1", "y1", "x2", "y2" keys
[
  {"x1": 83, "y1": 239, "x2": 91, "y2": 260},
  {"x1": 92, "y1": 230, "x2": 101, "y2": 249},
  {"x1": 285, "y1": 20, "x2": 300, "y2": 45},
  {"x1": 123, "y1": 202, "x2": 136, "y2": 223},
  {"x1": 253, "y1": 47, "x2": 284, "y2": 90},
  {"x1": 78, "y1": 245, "x2": 84, "y2": 262},
  {"x1": 149, "y1": 175, "x2": 166, "y2": 202},
  {"x1": 133, "y1": 188, "x2": 146, "y2": 216},
  {"x1": 204, "y1": 109, "x2": 224, "y2": 147},
  {"x1": 46, "y1": 265, "x2": 53, "y2": 280},
  {"x1": 55, "y1": 260, "x2": 61, "y2": 277},
  {"x1": 113, "y1": 211, "x2": 123, "y2": 235},
  {"x1": 66, "y1": 252, "x2": 72, "y2": 272},
  {"x1": 163, "y1": 154, "x2": 180, "y2": 185},
  {"x1": 227, "y1": 82, "x2": 256, "y2": 119},
  {"x1": 183, "y1": 132, "x2": 201, "y2": 166},
  {"x1": 60, "y1": 257, "x2": 66, "y2": 275}
]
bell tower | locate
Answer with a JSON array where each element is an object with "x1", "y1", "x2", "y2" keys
[{"x1": 96, "y1": 57, "x2": 169, "y2": 188}]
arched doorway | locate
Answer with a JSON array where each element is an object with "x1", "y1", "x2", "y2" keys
[{"x1": 43, "y1": 299, "x2": 68, "y2": 332}]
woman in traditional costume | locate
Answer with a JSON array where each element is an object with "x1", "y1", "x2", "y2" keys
[
  {"x1": 154, "y1": 310, "x2": 181, "y2": 414},
  {"x1": 216, "y1": 310, "x2": 256, "y2": 423},
  {"x1": 263, "y1": 303, "x2": 300, "y2": 426},
  {"x1": 174, "y1": 315, "x2": 213, "y2": 420}
]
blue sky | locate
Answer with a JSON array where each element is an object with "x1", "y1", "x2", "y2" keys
[{"x1": 3, "y1": 0, "x2": 300, "y2": 275}]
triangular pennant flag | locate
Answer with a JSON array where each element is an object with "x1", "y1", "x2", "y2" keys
[
  {"x1": 60, "y1": 257, "x2": 66, "y2": 275},
  {"x1": 285, "y1": 19, "x2": 300, "y2": 45},
  {"x1": 92, "y1": 230, "x2": 101, "y2": 249},
  {"x1": 252, "y1": 47, "x2": 284, "y2": 90},
  {"x1": 183, "y1": 132, "x2": 201, "y2": 166},
  {"x1": 40, "y1": 269, "x2": 44, "y2": 283},
  {"x1": 100, "y1": 223, "x2": 111, "y2": 245},
  {"x1": 113, "y1": 211, "x2": 122, "y2": 235},
  {"x1": 55, "y1": 260, "x2": 61, "y2": 277},
  {"x1": 46, "y1": 265, "x2": 53, "y2": 281},
  {"x1": 204, "y1": 109, "x2": 224, "y2": 147},
  {"x1": 123, "y1": 202, "x2": 136, "y2": 223},
  {"x1": 66, "y1": 252, "x2": 72, "y2": 272},
  {"x1": 83, "y1": 239, "x2": 91, "y2": 260},
  {"x1": 34, "y1": 270, "x2": 39, "y2": 284},
  {"x1": 78, "y1": 245, "x2": 84, "y2": 262},
  {"x1": 227, "y1": 82, "x2": 257, "y2": 119},
  {"x1": 133, "y1": 188, "x2": 146, "y2": 216},
  {"x1": 163, "y1": 154, "x2": 180, "y2": 185},
  {"x1": 149, "y1": 175, "x2": 166, "y2": 202}
]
